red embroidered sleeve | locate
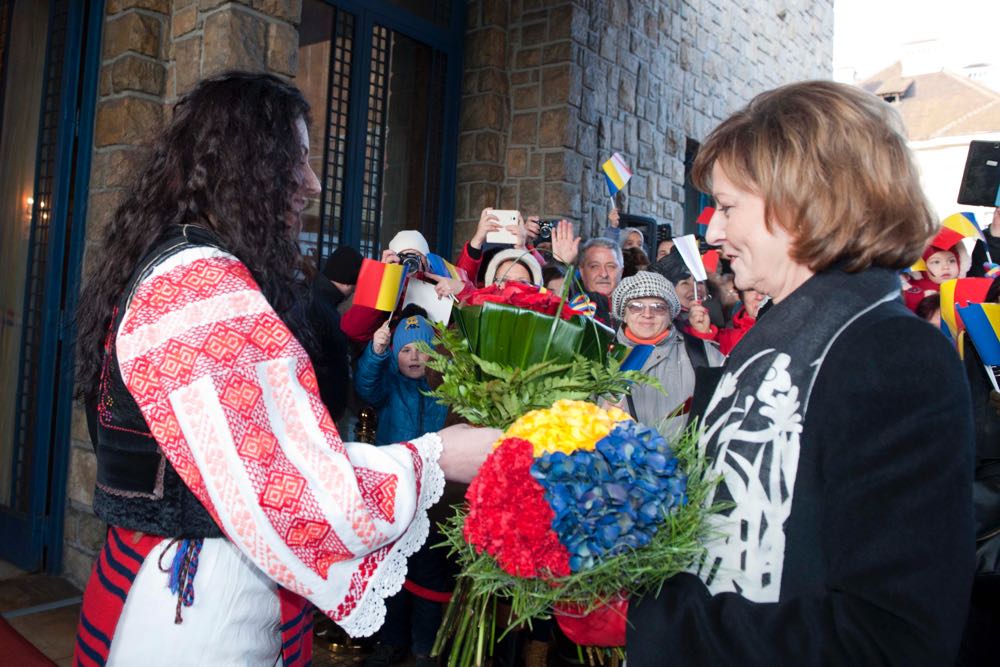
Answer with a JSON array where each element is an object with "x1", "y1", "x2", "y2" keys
[{"x1": 115, "y1": 247, "x2": 444, "y2": 636}]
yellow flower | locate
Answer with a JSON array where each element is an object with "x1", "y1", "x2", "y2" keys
[{"x1": 502, "y1": 399, "x2": 631, "y2": 457}]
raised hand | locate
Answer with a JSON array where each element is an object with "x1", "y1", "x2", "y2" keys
[
  {"x1": 471, "y1": 208, "x2": 502, "y2": 250},
  {"x1": 425, "y1": 272, "x2": 464, "y2": 299},
  {"x1": 551, "y1": 219, "x2": 580, "y2": 265},
  {"x1": 372, "y1": 320, "x2": 391, "y2": 355},
  {"x1": 688, "y1": 302, "x2": 712, "y2": 334},
  {"x1": 608, "y1": 207, "x2": 620, "y2": 228},
  {"x1": 522, "y1": 215, "x2": 541, "y2": 247}
]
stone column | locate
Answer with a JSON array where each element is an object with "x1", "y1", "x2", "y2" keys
[
  {"x1": 64, "y1": 0, "x2": 304, "y2": 589},
  {"x1": 453, "y1": 0, "x2": 509, "y2": 256},
  {"x1": 65, "y1": 0, "x2": 172, "y2": 587}
]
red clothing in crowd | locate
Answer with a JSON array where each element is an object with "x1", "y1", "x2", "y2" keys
[
  {"x1": 455, "y1": 242, "x2": 482, "y2": 284},
  {"x1": 682, "y1": 305, "x2": 757, "y2": 356},
  {"x1": 340, "y1": 302, "x2": 387, "y2": 344},
  {"x1": 903, "y1": 276, "x2": 941, "y2": 312},
  {"x1": 456, "y1": 242, "x2": 546, "y2": 287}
]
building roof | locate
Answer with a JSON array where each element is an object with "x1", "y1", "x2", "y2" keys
[{"x1": 860, "y1": 62, "x2": 1000, "y2": 141}]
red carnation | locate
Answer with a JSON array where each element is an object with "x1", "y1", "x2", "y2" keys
[
  {"x1": 462, "y1": 283, "x2": 579, "y2": 321},
  {"x1": 463, "y1": 438, "x2": 570, "y2": 579}
]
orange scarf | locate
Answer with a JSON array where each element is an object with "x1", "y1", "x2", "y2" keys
[{"x1": 624, "y1": 327, "x2": 671, "y2": 346}]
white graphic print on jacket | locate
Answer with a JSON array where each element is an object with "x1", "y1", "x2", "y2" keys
[{"x1": 696, "y1": 349, "x2": 803, "y2": 602}]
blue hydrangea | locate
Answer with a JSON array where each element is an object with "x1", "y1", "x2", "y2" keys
[{"x1": 530, "y1": 421, "x2": 687, "y2": 572}]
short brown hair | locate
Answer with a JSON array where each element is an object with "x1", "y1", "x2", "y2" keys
[{"x1": 691, "y1": 80, "x2": 935, "y2": 273}]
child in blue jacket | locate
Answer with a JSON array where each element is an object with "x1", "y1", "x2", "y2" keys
[
  {"x1": 355, "y1": 314, "x2": 447, "y2": 446},
  {"x1": 355, "y1": 314, "x2": 450, "y2": 667}
]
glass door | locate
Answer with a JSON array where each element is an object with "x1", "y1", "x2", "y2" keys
[
  {"x1": 295, "y1": 0, "x2": 463, "y2": 265},
  {"x1": 0, "y1": 0, "x2": 47, "y2": 518},
  {"x1": 0, "y1": 0, "x2": 102, "y2": 572}
]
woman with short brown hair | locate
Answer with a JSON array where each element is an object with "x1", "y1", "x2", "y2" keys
[
  {"x1": 624, "y1": 80, "x2": 974, "y2": 666},
  {"x1": 691, "y1": 79, "x2": 936, "y2": 274}
]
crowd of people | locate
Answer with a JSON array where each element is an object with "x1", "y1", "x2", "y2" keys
[
  {"x1": 317, "y1": 201, "x2": 999, "y2": 667},
  {"x1": 72, "y1": 70, "x2": 999, "y2": 666}
]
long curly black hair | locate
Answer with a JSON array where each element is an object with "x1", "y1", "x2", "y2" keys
[{"x1": 76, "y1": 71, "x2": 315, "y2": 401}]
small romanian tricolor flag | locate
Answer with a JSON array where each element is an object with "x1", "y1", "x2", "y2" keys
[
  {"x1": 957, "y1": 302, "x2": 1000, "y2": 366},
  {"x1": 426, "y1": 252, "x2": 466, "y2": 281},
  {"x1": 602, "y1": 152, "x2": 632, "y2": 197},
  {"x1": 910, "y1": 212, "x2": 986, "y2": 272},
  {"x1": 354, "y1": 258, "x2": 407, "y2": 311},
  {"x1": 939, "y1": 277, "x2": 994, "y2": 355},
  {"x1": 939, "y1": 212, "x2": 985, "y2": 247}
]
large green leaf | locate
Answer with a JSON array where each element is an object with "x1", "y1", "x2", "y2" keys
[
  {"x1": 469, "y1": 302, "x2": 616, "y2": 367},
  {"x1": 453, "y1": 306, "x2": 481, "y2": 353},
  {"x1": 426, "y1": 303, "x2": 653, "y2": 428}
]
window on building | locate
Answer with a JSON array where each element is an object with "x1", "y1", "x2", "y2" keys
[
  {"x1": 296, "y1": 0, "x2": 462, "y2": 267},
  {"x1": 683, "y1": 137, "x2": 712, "y2": 236}
]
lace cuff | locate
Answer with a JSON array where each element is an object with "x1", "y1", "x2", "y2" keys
[{"x1": 337, "y1": 431, "x2": 446, "y2": 637}]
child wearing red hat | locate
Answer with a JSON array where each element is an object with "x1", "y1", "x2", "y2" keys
[{"x1": 903, "y1": 232, "x2": 964, "y2": 312}]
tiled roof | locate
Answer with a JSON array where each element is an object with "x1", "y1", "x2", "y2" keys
[
  {"x1": 860, "y1": 62, "x2": 1000, "y2": 140},
  {"x1": 872, "y1": 76, "x2": 913, "y2": 97}
]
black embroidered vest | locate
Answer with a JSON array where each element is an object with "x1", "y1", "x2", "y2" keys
[{"x1": 86, "y1": 226, "x2": 224, "y2": 538}]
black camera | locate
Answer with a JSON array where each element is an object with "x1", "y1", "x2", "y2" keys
[
  {"x1": 537, "y1": 219, "x2": 559, "y2": 241},
  {"x1": 397, "y1": 251, "x2": 424, "y2": 274}
]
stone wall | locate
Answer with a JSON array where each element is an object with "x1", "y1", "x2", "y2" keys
[
  {"x1": 63, "y1": 0, "x2": 303, "y2": 589},
  {"x1": 454, "y1": 0, "x2": 834, "y2": 251}
]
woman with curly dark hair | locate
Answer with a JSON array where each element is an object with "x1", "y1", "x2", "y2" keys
[{"x1": 73, "y1": 71, "x2": 496, "y2": 665}]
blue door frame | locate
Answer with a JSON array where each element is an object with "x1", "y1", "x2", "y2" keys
[
  {"x1": 318, "y1": 0, "x2": 464, "y2": 260},
  {"x1": 0, "y1": 0, "x2": 103, "y2": 572}
]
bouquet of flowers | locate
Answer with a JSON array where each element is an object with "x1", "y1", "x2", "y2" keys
[
  {"x1": 423, "y1": 281, "x2": 714, "y2": 666},
  {"x1": 426, "y1": 282, "x2": 654, "y2": 428},
  {"x1": 432, "y1": 400, "x2": 714, "y2": 667}
]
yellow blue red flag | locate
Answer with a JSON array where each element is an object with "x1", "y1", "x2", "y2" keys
[
  {"x1": 939, "y1": 277, "x2": 994, "y2": 356},
  {"x1": 426, "y1": 252, "x2": 466, "y2": 281},
  {"x1": 602, "y1": 153, "x2": 632, "y2": 197},
  {"x1": 957, "y1": 303, "x2": 1000, "y2": 365},
  {"x1": 933, "y1": 212, "x2": 985, "y2": 250}
]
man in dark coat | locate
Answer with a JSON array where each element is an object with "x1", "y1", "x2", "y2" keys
[{"x1": 310, "y1": 245, "x2": 363, "y2": 420}]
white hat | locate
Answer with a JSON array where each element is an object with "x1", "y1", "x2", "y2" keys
[
  {"x1": 484, "y1": 249, "x2": 543, "y2": 286},
  {"x1": 388, "y1": 230, "x2": 430, "y2": 256}
]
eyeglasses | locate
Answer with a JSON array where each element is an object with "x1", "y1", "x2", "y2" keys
[{"x1": 625, "y1": 301, "x2": 670, "y2": 315}]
